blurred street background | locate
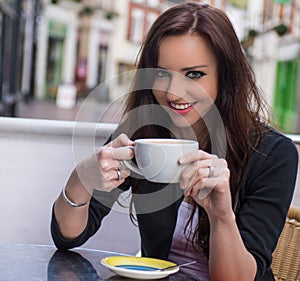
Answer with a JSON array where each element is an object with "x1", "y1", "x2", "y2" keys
[{"x1": 0, "y1": 0, "x2": 300, "y2": 132}]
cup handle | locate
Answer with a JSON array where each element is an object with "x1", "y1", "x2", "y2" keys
[
  {"x1": 121, "y1": 145, "x2": 144, "y2": 177},
  {"x1": 121, "y1": 160, "x2": 143, "y2": 176}
]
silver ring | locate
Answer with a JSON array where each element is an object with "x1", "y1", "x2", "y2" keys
[
  {"x1": 208, "y1": 166, "x2": 214, "y2": 178},
  {"x1": 116, "y1": 168, "x2": 122, "y2": 180}
]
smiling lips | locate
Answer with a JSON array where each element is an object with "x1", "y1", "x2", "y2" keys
[{"x1": 169, "y1": 102, "x2": 194, "y2": 114}]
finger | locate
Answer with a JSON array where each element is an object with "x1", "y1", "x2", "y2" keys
[
  {"x1": 208, "y1": 159, "x2": 228, "y2": 178},
  {"x1": 183, "y1": 185, "x2": 193, "y2": 197},
  {"x1": 107, "y1": 169, "x2": 126, "y2": 184},
  {"x1": 113, "y1": 163, "x2": 131, "y2": 180},
  {"x1": 110, "y1": 169, "x2": 131, "y2": 188},
  {"x1": 98, "y1": 146, "x2": 134, "y2": 162},
  {"x1": 180, "y1": 158, "x2": 217, "y2": 190},
  {"x1": 181, "y1": 159, "x2": 212, "y2": 179},
  {"x1": 185, "y1": 175, "x2": 219, "y2": 197},
  {"x1": 179, "y1": 162, "x2": 198, "y2": 190},
  {"x1": 99, "y1": 158, "x2": 120, "y2": 171},
  {"x1": 105, "y1": 169, "x2": 122, "y2": 181},
  {"x1": 190, "y1": 169, "x2": 229, "y2": 198},
  {"x1": 108, "y1": 134, "x2": 134, "y2": 148},
  {"x1": 111, "y1": 146, "x2": 134, "y2": 160},
  {"x1": 178, "y1": 150, "x2": 217, "y2": 165},
  {"x1": 187, "y1": 158, "x2": 226, "y2": 180},
  {"x1": 105, "y1": 177, "x2": 126, "y2": 191},
  {"x1": 119, "y1": 168, "x2": 130, "y2": 178},
  {"x1": 97, "y1": 148, "x2": 118, "y2": 169}
]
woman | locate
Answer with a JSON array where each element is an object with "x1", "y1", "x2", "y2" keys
[{"x1": 51, "y1": 3, "x2": 298, "y2": 281}]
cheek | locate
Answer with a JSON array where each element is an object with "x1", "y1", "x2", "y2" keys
[
  {"x1": 152, "y1": 79, "x2": 170, "y2": 93},
  {"x1": 206, "y1": 78, "x2": 218, "y2": 102},
  {"x1": 196, "y1": 80, "x2": 218, "y2": 102},
  {"x1": 208, "y1": 85, "x2": 218, "y2": 102},
  {"x1": 152, "y1": 89, "x2": 164, "y2": 103}
]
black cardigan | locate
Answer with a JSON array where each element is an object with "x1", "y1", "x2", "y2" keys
[{"x1": 51, "y1": 128, "x2": 298, "y2": 281}]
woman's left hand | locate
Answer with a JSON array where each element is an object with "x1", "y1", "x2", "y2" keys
[{"x1": 178, "y1": 150, "x2": 232, "y2": 218}]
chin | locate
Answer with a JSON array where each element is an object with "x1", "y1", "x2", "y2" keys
[
  {"x1": 168, "y1": 116, "x2": 199, "y2": 140},
  {"x1": 169, "y1": 115, "x2": 199, "y2": 128}
]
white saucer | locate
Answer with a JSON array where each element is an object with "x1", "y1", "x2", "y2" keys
[{"x1": 101, "y1": 256, "x2": 179, "y2": 280}]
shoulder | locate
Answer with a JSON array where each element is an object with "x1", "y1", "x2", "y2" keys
[
  {"x1": 241, "y1": 125, "x2": 298, "y2": 194},
  {"x1": 253, "y1": 126, "x2": 298, "y2": 160},
  {"x1": 240, "y1": 126, "x2": 299, "y2": 198}
]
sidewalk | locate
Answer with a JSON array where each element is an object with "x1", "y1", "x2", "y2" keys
[{"x1": 16, "y1": 98, "x2": 121, "y2": 123}]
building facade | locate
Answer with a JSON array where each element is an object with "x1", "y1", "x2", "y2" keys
[
  {"x1": 0, "y1": 0, "x2": 40, "y2": 116},
  {"x1": 1, "y1": 0, "x2": 299, "y2": 134},
  {"x1": 246, "y1": 0, "x2": 300, "y2": 133},
  {"x1": 34, "y1": 1, "x2": 81, "y2": 100}
]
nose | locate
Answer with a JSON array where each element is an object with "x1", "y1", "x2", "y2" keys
[{"x1": 166, "y1": 74, "x2": 184, "y2": 100}]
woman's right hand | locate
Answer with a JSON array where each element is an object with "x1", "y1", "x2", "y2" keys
[
  {"x1": 54, "y1": 134, "x2": 134, "y2": 240},
  {"x1": 75, "y1": 134, "x2": 134, "y2": 193}
]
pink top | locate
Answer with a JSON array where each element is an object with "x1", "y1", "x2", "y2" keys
[{"x1": 168, "y1": 201, "x2": 211, "y2": 281}]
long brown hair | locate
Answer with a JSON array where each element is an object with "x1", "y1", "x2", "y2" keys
[{"x1": 116, "y1": 2, "x2": 269, "y2": 256}]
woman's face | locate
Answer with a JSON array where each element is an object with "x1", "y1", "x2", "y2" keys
[{"x1": 152, "y1": 34, "x2": 218, "y2": 128}]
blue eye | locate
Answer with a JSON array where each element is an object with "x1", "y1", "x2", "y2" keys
[
  {"x1": 186, "y1": 71, "x2": 206, "y2": 80},
  {"x1": 156, "y1": 69, "x2": 171, "y2": 79}
]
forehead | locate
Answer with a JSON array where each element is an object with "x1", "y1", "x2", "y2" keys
[{"x1": 157, "y1": 34, "x2": 216, "y2": 69}]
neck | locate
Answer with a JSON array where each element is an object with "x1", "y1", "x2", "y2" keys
[{"x1": 169, "y1": 119, "x2": 208, "y2": 147}]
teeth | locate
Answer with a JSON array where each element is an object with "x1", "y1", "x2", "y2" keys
[{"x1": 170, "y1": 102, "x2": 192, "y2": 110}]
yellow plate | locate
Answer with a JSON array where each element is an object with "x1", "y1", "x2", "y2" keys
[{"x1": 101, "y1": 256, "x2": 179, "y2": 280}]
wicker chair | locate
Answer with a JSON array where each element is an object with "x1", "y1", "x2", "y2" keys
[{"x1": 271, "y1": 206, "x2": 300, "y2": 281}]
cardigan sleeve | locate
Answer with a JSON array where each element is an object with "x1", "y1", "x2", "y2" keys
[
  {"x1": 51, "y1": 178, "x2": 132, "y2": 250},
  {"x1": 236, "y1": 134, "x2": 298, "y2": 280}
]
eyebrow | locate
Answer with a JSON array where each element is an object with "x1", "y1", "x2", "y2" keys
[
  {"x1": 182, "y1": 65, "x2": 209, "y2": 71},
  {"x1": 157, "y1": 65, "x2": 209, "y2": 71}
]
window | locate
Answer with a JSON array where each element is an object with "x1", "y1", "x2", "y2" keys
[
  {"x1": 273, "y1": 59, "x2": 298, "y2": 133},
  {"x1": 127, "y1": 1, "x2": 161, "y2": 43},
  {"x1": 147, "y1": 0, "x2": 160, "y2": 7},
  {"x1": 146, "y1": 12, "x2": 157, "y2": 32},
  {"x1": 228, "y1": 0, "x2": 248, "y2": 9},
  {"x1": 129, "y1": 8, "x2": 145, "y2": 43},
  {"x1": 118, "y1": 62, "x2": 135, "y2": 85},
  {"x1": 132, "y1": 0, "x2": 146, "y2": 3}
]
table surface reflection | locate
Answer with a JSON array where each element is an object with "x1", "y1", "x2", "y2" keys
[{"x1": 0, "y1": 244, "x2": 197, "y2": 281}]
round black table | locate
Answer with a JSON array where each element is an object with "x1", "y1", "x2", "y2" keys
[{"x1": 0, "y1": 244, "x2": 197, "y2": 280}]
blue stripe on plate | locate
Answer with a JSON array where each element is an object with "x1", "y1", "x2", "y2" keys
[{"x1": 116, "y1": 265, "x2": 159, "y2": 271}]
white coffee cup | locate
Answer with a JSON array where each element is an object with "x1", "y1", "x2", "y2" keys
[{"x1": 123, "y1": 138, "x2": 199, "y2": 183}]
